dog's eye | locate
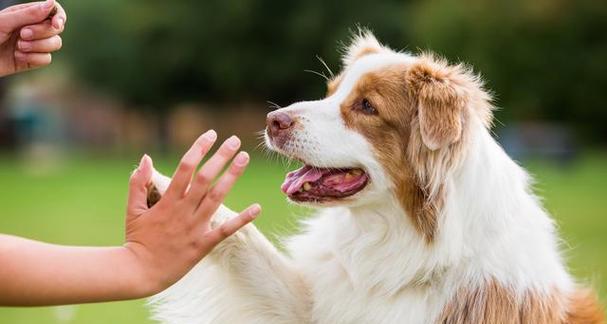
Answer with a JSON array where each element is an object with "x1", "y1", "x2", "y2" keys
[{"x1": 360, "y1": 98, "x2": 378, "y2": 115}]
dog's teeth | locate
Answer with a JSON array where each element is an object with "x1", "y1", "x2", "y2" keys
[
  {"x1": 351, "y1": 169, "x2": 363, "y2": 177},
  {"x1": 303, "y1": 182, "x2": 312, "y2": 191}
]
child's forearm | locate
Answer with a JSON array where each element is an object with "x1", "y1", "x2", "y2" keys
[
  {"x1": 0, "y1": 234, "x2": 154, "y2": 306},
  {"x1": 0, "y1": 133, "x2": 260, "y2": 306}
]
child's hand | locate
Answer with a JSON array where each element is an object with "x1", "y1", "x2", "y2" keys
[
  {"x1": 0, "y1": 131, "x2": 260, "y2": 306},
  {"x1": 123, "y1": 130, "x2": 261, "y2": 295},
  {"x1": 0, "y1": 0, "x2": 67, "y2": 77}
]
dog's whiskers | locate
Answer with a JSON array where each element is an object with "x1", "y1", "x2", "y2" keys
[
  {"x1": 267, "y1": 100, "x2": 282, "y2": 111},
  {"x1": 316, "y1": 55, "x2": 334, "y2": 79},
  {"x1": 304, "y1": 69, "x2": 329, "y2": 81}
]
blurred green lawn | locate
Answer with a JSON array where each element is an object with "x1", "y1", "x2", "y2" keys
[{"x1": 0, "y1": 153, "x2": 605, "y2": 323}]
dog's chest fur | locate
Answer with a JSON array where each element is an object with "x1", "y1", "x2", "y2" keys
[{"x1": 286, "y1": 207, "x2": 453, "y2": 324}]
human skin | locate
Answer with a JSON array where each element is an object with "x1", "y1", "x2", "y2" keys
[
  {"x1": 0, "y1": 131, "x2": 261, "y2": 306},
  {"x1": 0, "y1": 0, "x2": 67, "y2": 77}
]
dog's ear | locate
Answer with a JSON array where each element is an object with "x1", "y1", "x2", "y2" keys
[
  {"x1": 407, "y1": 55, "x2": 466, "y2": 151},
  {"x1": 342, "y1": 29, "x2": 384, "y2": 67}
]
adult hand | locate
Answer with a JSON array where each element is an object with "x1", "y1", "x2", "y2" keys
[{"x1": 0, "y1": 0, "x2": 67, "y2": 77}]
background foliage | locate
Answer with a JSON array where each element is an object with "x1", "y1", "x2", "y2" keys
[{"x1": 61, "y1": 0, "x2": 607, "y2": 141}]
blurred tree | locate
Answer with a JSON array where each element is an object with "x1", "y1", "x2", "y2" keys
[
  {"x1": 61, "y1": 0, "x2": 408, "y2": 108},
  {"x1": 57, "y1": 0, "x2": 607, "y2": 142}
]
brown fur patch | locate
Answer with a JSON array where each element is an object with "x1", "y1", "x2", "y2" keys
[
  {"x1": 566, "y1": 288, "x2": 605, "y2": 324},
  {"x1": 440, "y1": 281, "x2": 604, "y2": 324},
  {"x1": 439, "y1": 280, "x2": 565, "y2": 324},
  {"x1": 411, "y1": 53, "x2": 494, "y2": 129},
  {"x1": 337, "y1": 53, "x2": 486, "y2": 242},
  {"x1": 326, "y1": 75, "x2": 342, "y2": 97},
  {"x1": 406, "y1": 58, "x2": 465, "y2": 150},
  {"x1": 338, "y1": 64, "x2": 444, "y2": 241},
  {"x1": 352, "y1": 46, "x2": 380, "y2": 61}
]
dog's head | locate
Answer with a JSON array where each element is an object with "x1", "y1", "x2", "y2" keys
[{"x1": 265, "y1": 31, "x2": 493, "y2": 240}]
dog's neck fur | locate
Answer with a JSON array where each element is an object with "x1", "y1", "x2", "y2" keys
[{"x1": 330, "y1": 117, "x2": 571, "y2": 298}]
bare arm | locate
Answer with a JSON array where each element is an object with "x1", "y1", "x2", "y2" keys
[
  {"x1": 0, "y1": 131, "x2": 260, "y2": 306},
  {"x1": 0, "y1": 236, "x2": 150, "y2": 306}
]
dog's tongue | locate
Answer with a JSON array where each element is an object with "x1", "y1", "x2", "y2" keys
[{"x1": 281, "y1": 165, "x2": 324, "y2": 195}]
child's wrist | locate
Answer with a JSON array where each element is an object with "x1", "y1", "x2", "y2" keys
[{"x1": 117, "y1": 245, "x2": 164, "y2": 298}]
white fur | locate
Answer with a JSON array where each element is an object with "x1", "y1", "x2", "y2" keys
[{"x1": 148, "y1": 42, "x2": 573, "y2": 324}]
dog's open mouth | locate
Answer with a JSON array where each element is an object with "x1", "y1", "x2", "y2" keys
[{"x1": 281, "y1": 165, "x2": 369, "y2": 202}]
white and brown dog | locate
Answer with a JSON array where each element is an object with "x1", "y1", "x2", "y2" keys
[{"x1": 146, "y1": 31, "x2": 604, "y2": 323}]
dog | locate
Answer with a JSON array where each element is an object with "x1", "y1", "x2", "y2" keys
[{"x1": 146, "y1": 31, "x2": 604, "y2": 323}]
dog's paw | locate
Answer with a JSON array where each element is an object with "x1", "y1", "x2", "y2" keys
[
  {"x1": 147, "y1": 183, "x2": 162, "y2": 208},
  {"x1": 209, "y1": 205, "x2": 239, "y2": 229},
  {"x1": 146, "y1": 170, "x2": 171, "y2": 208}
]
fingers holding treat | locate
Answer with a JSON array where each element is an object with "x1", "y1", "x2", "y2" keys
[
  {"x1": 0, "y1": 0, "x2": 55, "y2": 32},
  {"x1": 20, "y1": 4, "x2": 66, "y2": 42},
  {"x1": 49, "y1": 1, "x2": 66, "y2": 30}
]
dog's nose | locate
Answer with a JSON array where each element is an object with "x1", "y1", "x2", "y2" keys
[{"x1": 266, "y1": 111, "x2": 294, "y2": 138}]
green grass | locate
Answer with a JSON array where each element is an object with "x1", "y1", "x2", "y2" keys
[{"x1": 0, "y1": 153, "x2": 605, "y2": 323}]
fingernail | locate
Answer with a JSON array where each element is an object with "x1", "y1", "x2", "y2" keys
[
  {"x1": 20, "y1": 29, "x2": 33, "y2": 40},
  {"x1": 234, "y1": 151, "x2": 249, "y2": 166},
  {"x1": 250, "y1": 204, "x2": 261, "y2": 217},
  {"x1": 226, "y1": 135, "x2": 240, "y2": 149},
  {"x1": 143, "y1": 154, "x2": 153, "y2": 169},
  {"x1": 203, "y1": 129, "x2": 217, "y2": 141},
  {"x1": 137, "y1": 155, "x2": 146, "y2": 170},
  {"x1": 14, "y1": 51, "x2": 25, "y2": 60},
  {"x1": 41, "y1": 0, "x2": 54, "y2": 10},
  {"x1": 18, "y1": 41, "x2": 31, "y2": 51},
  {"x1": 138, "y1": 154, "x2": 152, "y2": 170}
]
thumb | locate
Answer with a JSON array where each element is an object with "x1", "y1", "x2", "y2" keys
[
  {"x1": 0, "y1": 0, "x2": 55, "y2": 32},
  {"x1": 127, "y1": 154, "x2": 153, "y2": 217}
]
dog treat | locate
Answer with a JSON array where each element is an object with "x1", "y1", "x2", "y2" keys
[{"x1": 47, "y1": 5, "x2": 58, "y2": 19}]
